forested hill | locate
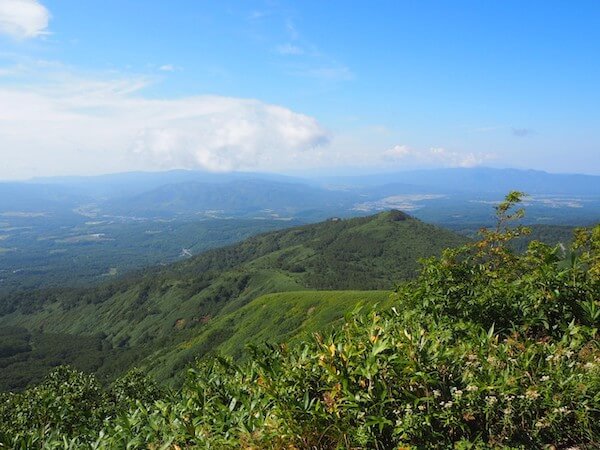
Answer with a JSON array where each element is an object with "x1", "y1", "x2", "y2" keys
[{"x1": 0, "y1": 211, "x2": 468, "y2": 390}]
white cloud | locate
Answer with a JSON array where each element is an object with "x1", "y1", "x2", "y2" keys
[
  {"x1": 383, "y1": 145, "x2": 494, "y2": 168},
  {"x1": 383, "y1": 144, "x2": 411, "y2": 159},
  {"x1": 0, "y1": 0, "x2": 50, "y2": 39},
  {"x1": 0, "y1": 69, "x2": 329, "y2": 178},
  {"x1": 159, "y1": 64, "x2": 177, "y2": 72}
]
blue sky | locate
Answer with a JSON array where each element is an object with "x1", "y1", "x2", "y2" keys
[{"x1": 0, "y1": 0, "x2": 599, "y2": 179}]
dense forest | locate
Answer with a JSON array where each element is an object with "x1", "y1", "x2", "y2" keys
[
  {"x1": 1, "y1": 193, "x2": 598, "y2": 448},
  {"x1": 0, "y1": 217, "x2": 299, "y2": 292}
]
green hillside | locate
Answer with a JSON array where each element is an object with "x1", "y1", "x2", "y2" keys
[
  {"x1": 0, "y1": 211, "x2": 468, "y2": 390},
  {"x1": 145, "y1": 290, "x2": 390, "y2": 382}
]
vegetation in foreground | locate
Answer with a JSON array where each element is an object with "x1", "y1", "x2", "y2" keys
[{"x1": 1, "y1": 193, "x2": 599, "y2": 448}]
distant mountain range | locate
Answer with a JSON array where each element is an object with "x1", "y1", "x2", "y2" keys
[
  {"x1": 1, "y1": 167, "x2": 599, "y2": 224},
  {"x1": 102, "y1": 178, "x2": 353, "y2": 218}
]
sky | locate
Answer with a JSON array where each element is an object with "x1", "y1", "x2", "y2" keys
[{"x1": 0, "y1": 0, "x2": 599, "y2": 179}]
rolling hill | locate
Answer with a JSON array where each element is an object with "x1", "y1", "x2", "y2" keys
[{"x1": 0, "y1": 210, "x2": 468, "y2": 390}]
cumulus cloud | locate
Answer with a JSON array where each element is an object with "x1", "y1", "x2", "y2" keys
[
  {"x1": 383, "y1": 145, "x2": 494, "y2": 168},
  {"x1": 128, "y1": 97, "x2": 329, "y2": 172},
  {"x1": 0, "y1": 70, "x2": 329, "y2": 178},
  {"x1": 0, "y1": 0, "x2": 50, "y2": 39}
]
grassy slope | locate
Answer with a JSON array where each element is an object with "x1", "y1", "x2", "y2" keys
[{"x1": 145, "y1": 290, "x2": 391, "y2": 382}]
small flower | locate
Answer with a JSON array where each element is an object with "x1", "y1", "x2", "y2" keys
[
  {"x1": 433, "y1": 389, "x2": 441, "y2": 398},
  {"x1": 443, "y1": 401, "x2": 453, "y2": 409},
  {"x1": 525, "y1": 388, "x2": 540, "y2": 400},
  {"x1": 485, "y1": 395, "x2": 498, "y2": 405},
  {"x1": 418, "y1": 404, "x2": 426, "y2": 411},
  {"x1": 466, "y1": 385, "x2": 479, "y2": 392},
  {"x1": 453, "y1": 389, "x2": 463, "y2": 398},
  {"x1": 540, "y1": 375, "x2": 550, "y2": 382}
]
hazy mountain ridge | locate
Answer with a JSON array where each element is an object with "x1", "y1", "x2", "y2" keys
[
  {"x1": 101, "y1": 178, "x2": 355, "y2": 218},
  {"x1": 4, "y1": 168, "x2": 600, "y2": 215},
  {"x1": 315, "y1": 167, "x2": 600, "y2": 194}
]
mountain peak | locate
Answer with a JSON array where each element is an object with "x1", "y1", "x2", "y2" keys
[{"x1": 383, "y1": 209, "x2": 412, "y2": 222}]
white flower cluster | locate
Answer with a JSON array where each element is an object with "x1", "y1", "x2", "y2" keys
[
  {"x1": 450, "y1": 387, "x2": 463, "y2": 398},
  {"x1": 485, "y1": 395, "x2": 498, "y2": 405},
  {"x1": 553, "y1": 406, "x2": 569, "y2": 415}
]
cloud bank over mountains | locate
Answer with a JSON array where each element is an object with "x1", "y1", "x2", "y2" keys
[
  {"x1": 129, "y1": 96, "x2": 329, "y2": 172},
  {"x1": 0, "y1": 69, "x2": 330, "y2": 177},
  {"x1": 383, "y1": 144, "x2": 495, "y2": 168},
  {"x1": 0, "y1": 60, "x2": 498, "y2": 178}
]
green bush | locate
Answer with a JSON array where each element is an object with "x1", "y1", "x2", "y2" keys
[
  {"x1": 400, "y1": 192, "x2": 600, "y2": 337},
  {"x1": 0, "y1": 367, "x2": 167, "y2": 447},
  {"x1": 0, "y1": 367, "x2": 106, "y2": 445}
]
